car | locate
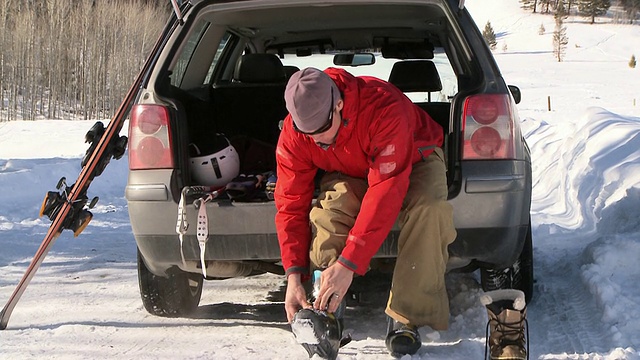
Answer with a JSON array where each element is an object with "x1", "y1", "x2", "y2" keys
[{"x1": 124, "y1": 0, "x2": 533, "y2": 317}]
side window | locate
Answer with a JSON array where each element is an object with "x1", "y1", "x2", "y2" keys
[
  {"x1": 433, "y1": 52, "x2": 458, "y2": 102},
  {"x1": 204, "y1": 32, "x2": 232, "y2": 84},
  {"x1": 169, "y1": 20, "x2": 210, "y2": 88}
]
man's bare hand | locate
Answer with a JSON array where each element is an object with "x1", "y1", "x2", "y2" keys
[
  {"x1": 313, "y1": 262, "x2": 354, "y2": 313},
  {"x1": 284, "y1": 273, "x2": 311, "y2": 323}
]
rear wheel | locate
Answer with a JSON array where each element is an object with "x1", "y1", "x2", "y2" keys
[
  {"x1": 137, "y1": 249, "x2": 204, "y2": 317},
  {"x1": 480, "y1": 220, "x2": 534, "y2": 303}
]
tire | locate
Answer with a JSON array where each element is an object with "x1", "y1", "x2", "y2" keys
[
  {"x1": 137, "y1": 249, "x2": 204, "y2": 317},
  {"x1": 480, "y1": 220, "x2": 534, "y2": 304}
]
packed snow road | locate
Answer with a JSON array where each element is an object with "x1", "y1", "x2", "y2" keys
[{"x1": 0, "y1": 187, "x2": 635, "y2": 359}]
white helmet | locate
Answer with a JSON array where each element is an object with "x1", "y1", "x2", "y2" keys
[{"x1": 189, "y1": 134, "x2": 240, "y2": 187}]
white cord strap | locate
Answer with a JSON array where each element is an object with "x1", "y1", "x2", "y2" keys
[
  {"x1": 193, "y1": 190, "x2": 220, "y2": 278},
  {"x1": 176, "y1": 188, "x2": 189, "y2": 267},
  {"x1": 196, "y1": 194, "x2": 211, "y2": 278},
  {"x1": 175, "y1": 186, "x2": 221, "y2": 279}
]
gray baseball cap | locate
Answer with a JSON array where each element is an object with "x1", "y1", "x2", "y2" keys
[{"x1": 284, "y1": 67, "x2": 340, "y2": 133}]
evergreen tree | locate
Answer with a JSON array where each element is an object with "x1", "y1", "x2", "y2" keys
[
  {"x1": 553, "y1": 16, "x2": 569, "y2": 62},
  {"x1": 567, "y1": 0, "x2": 575, "y2": 15},
  {"x1": 630, "y1": 54, "x2": 637, "y2": 68},
  {"x1": 520, "y1": 0, "x2": 539, "y2": 12},
  {"x1": 482, "y1": 21, "x2": 498, "y2": 50},
  {"x1": 578, "y1": 0, "x2": 611, "y2": 24},
  {"x1": 555, "y1": 1, "x2": 569, "y2": 21}
]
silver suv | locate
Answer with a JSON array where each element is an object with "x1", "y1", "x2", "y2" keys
[{"x1": 125, "y1": 0, "x2": 533, "y2": 317}]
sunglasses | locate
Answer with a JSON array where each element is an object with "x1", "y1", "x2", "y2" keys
[{"x1": 293, "y1": 88, "x2": 335, "y2": 135}]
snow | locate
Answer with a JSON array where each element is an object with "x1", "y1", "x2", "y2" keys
[{"x1": 1, "y1": 0, "x2": 640, "y2": 358}]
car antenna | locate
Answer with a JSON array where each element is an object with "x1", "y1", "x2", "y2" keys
[{"x1": 170, "y1": 0, "x2": 185, "y2": 25}]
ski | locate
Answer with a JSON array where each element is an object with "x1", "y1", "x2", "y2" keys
[{"x1": 0, "y1": 16, "x2": 177, "y2": 330}]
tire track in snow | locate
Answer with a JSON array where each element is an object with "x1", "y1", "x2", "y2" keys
[{"x1": 529, "y1": 240, "x2": 614, "y2": 357}]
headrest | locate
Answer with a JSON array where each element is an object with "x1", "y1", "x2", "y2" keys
[
  {"x1": 388, "y1": 60, "x2": 442, "y2": 93},
  {"x1": 283, "y1": 65, "x2": 300, "y2": 79},
  {"x1": 235, "y1": 54, "x2": 286, "y2": 83}
]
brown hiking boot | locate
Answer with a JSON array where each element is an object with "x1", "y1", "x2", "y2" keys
[{"x1": 480, "y1": 289, "x2": 528, "y2": 360}]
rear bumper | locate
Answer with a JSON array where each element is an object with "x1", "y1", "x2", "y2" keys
[
  {"x1": 134, "y1": 224, "x2": 527, "y2": 275},
  {"x1": 128, "y1": 159, "x2": 531, "y2": 273}
]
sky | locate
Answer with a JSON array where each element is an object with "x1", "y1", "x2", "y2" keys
[{"x1": 1, "y1": 0, "x2": 640, "y2": 359}]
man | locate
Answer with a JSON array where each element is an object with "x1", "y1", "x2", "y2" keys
[{"x1": 274, "y1": 66, "x2": 457, "y2": 358}]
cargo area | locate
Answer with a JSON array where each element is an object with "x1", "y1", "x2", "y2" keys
[{"x1": 171, "y1": 53, "x2": 454, "y2": 203}]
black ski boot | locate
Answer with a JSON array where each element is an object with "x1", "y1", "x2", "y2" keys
[
  {"x1": 291, "y1": 270, "x2": 351, "y2": 359},
  {"x1": 385, "y1": 318, "x2": 422, "y2": 357},
  {"x1": 291, "y1": 308, "x2": 345, "y2": 360}
]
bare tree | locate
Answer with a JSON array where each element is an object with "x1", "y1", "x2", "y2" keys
[
  {"x1": 620, "y1": 0, "x2": 640, "y2": 23},
  {"x1": 0, "y1": 0, "x2": 169, "y2": 121}
]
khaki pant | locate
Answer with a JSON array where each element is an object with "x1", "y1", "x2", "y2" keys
[{"x1": 309, "y1": 148, "x2": 456, "y2": 330}]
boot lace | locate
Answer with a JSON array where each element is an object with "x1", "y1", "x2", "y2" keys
[{"x1": 484, "y1": 316, "x2": 529, "y2": 360}]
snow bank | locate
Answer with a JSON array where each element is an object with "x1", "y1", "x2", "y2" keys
[
  {"x1": 581, "y1": 187, "x2": 640, "y2": 349},
  {"x1": 524, "y1": 107, "x2": 640, "y2": 235},
  {"x1": 524, "y1": 105, "x2": 640, "y2": 354}
]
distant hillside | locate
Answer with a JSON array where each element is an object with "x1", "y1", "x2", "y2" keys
[
  {"x1": 467, "y1": 0, "x2": 640, "y2": 62},
  {"x1": 0, "y1": 0, "x2": 637, "y2": 122}
]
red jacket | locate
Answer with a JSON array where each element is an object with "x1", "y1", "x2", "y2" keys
[{"x1": 275, "y1": 68, "x2": 443, "y2": 277}]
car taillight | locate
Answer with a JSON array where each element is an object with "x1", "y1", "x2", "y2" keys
[
  {"x1": 462, "y1": 94, "x2": 516, "y2": 160},
  {"x1": 129, "y1": 104, "x2": 174, "y2": 170}
]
